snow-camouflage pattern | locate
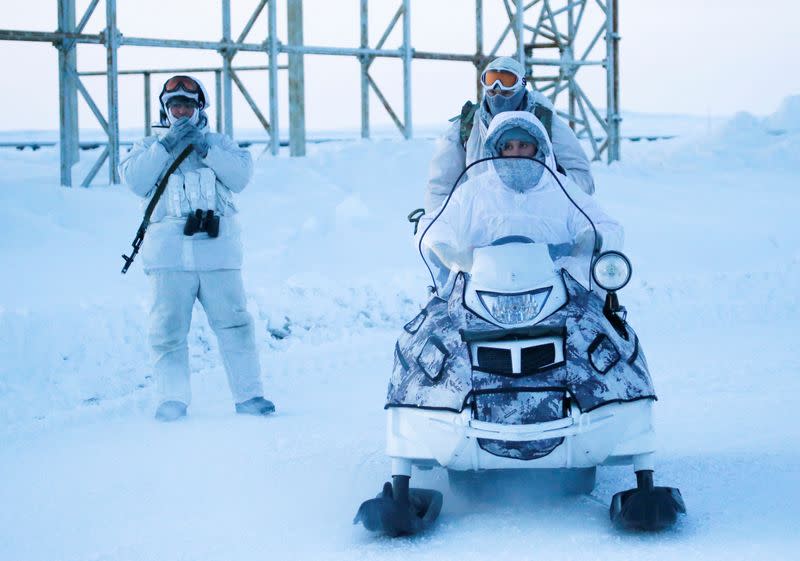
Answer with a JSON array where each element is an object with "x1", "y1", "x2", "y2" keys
[
  {"x1": 474, "y1": 390, "x2": 565, "y2": 460},
  {"x1": 388, "y1": 283, "x2": 474, "y2": 410},
  {"x1": 387, "y1": 270, "x2": 655, "y2": 415}
]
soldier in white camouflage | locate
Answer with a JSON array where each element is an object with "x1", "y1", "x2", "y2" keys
[{"x1": 423, "y1": 56, "x2": 595, "y2": 216}]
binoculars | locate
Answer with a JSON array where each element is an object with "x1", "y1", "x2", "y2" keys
[{"x1": 183, "y1": 209, "x2": 220, "y2": 238}]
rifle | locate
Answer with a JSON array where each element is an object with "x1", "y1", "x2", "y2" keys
[{"x1": 121, "y1": 145, "x2": 194, "y2": 274}]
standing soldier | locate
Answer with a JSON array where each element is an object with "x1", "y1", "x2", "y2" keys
[{"x1": 120, "y1": 75, "x2": 275, "y2": 421}]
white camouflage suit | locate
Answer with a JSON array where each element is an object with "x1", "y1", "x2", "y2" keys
[
  {"x1": 421, "y1": 111, "x2": 622, "y2": 288},
  {"x1": 119, "y1": 121, "x2": 264, "y2": 407},
  {"x1": 424, "y1": 56, "x2": 594, "y2": 215}
]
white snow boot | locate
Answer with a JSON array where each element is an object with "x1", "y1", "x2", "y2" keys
[
  {"x1": 155, "y1": 400, "x2": 188, "y2": 422},
  {"x1": 235, "y1": 397, "x2": 275, "y2": 416}
]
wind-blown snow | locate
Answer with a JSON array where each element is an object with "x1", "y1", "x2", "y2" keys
[
  {"x1": 0, "y1": 101, "x2": 799, "y2": 560},
  {"x1": 766, "y1": 95, "x2": 800, "y2": 133}
]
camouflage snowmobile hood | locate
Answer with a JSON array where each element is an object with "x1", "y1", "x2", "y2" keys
[{"x1": 387, "y1": 270, "x2": 655, "y2": 414}]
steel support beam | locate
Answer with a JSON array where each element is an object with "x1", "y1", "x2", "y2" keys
[
  {"x1": 476, "y1": 0, "x2": 484, "y2": 102},
  {"x1": 105, "y1": 0, "x2": 120, "y2": 184},
  {"x1": 515, "y1": 0, "x2": 525, "y2": 66},
  {"x1": 0, "y1": 29, "x2": 102, "y2": 43},
  {"x1": 518, "y1": 0, "x2": 619, "y2": 161},
  {"x1": 360, "y1": 0, "x2": 369, "y2": 139},
  {"x1": 606, "y1": 0, "x2": 620, "y2": 162},
  {"x1": 287, "y1": 0, "x2": 306, "y2": 156},
  {"x1": 367, "y1": 75, "x2": 404, "y2": 134},
  {"x1": 402, "y1": 0, "x2": 412, "y2": 139},
  {"x1": 75, "y1": 0, "x2": 101, "y2": 37},
  {"x1": 567, "y1": 1, "x2": 576, "y2": 131},
  {"x1": 143, "y1": 72, "x2": 151, "y2": 136},
  {"x1": 5, "y1": 0, "x2": 623, "y2": 175},
  {"x1": 222, "y1": 0, "x2": 234, "y2": 136},
  {"x1": 268, "y1": 0, "x2": 280, "y2": 155},
  {"x1": 237, "y1": 0, "x2": 268, "y2": 48},
  {"x1": 81, "y1": 145, "x2": 109, "y2": 187},
  {"x1": 80, "y1": 64, "x2": 284, "y2": 77},
  {"x1": 68, "y1": 68, "x2": 110, "y2": 132},
  {"x1": 230, "y1": 70, "x2": 271, "y2": 133},
  {"x1": 215, "y1": 70, "x2": 223, "y2": 133},
  {"x1": 57, "y1": 0, "x2": 79, "y2": 187}
]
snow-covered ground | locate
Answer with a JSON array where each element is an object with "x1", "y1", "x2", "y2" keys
[{"x1": 1, "y1": 99, "x2": 799, "y2": 560}]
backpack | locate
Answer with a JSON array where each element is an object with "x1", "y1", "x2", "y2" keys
[
  {"x1": 452, "y1": 99, "x2": 563, "y2": 175},
  {"x1": 453, "y1": 100, "x2": 554, "y2": 148}
]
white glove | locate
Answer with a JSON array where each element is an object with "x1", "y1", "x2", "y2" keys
[
  {"x1": 572, "y1": 229, "x2": 603, "y2": 257},
  {"x1": 431, "y1": 242, "x2": 472, "y2": 271}
]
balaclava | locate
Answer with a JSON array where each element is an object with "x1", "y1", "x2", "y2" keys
[
  {"x1": 158, "y1": 75, "x2": 209, "y2": 128},
  {"x1": 482, "y1": 56, "x2": 528, "y2": 117},
  {"x1": 164, "y1": 94, "x2": 200, "y2": 127},
  {"x1": 485, "y1": 112, "x2": 551, "y2": 192}
]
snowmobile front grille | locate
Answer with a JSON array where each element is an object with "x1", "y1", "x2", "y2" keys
[
  {"x1": 476, "y1": 347, "x2": 513, "y2": 374},
  {"x1": 520, "y1": 343, "x2": 557, "y2": 374}
]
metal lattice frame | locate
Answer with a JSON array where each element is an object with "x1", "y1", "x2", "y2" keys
[
  {"x1": 521, "y1": 0, "x2": 620, "y2": 162},
  {"x1": 474, "y1": 0, "x2": 620, "y2": 162},
  {"x1": 0, "y1": 0, "x2": 620, "y2": 187}
]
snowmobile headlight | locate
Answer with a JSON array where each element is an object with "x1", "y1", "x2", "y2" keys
[
  {"x1": 477, "y1": 287, "x2": 551, "y2": 325},
  {"x1": 592, "y1": 251, "x2": 632, "y2": 291}
]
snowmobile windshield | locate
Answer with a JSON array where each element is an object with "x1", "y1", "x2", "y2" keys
[
  {"x1": 417, "y1": 112, "x2": 603, "y2": 295},
  {"x1": 491, "y1": 236, "x2": 574, "y2": 261},
  {"x1": 417, "y1": 154, "x2": 601, "y2": 295}
]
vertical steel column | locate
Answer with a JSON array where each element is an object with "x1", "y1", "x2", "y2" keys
[
  {"x1": 606, "y1": 0, "x2": 620, "y2": 162},
  {"x1": 105, "y1": 0, "x2": 120, "y2": 184},
  {"x1": 287, "y1": 0, "x2": 306, "y2": 156},
  {"x1": 475, "y1": 0, "x2": 483, "y2": 102},
  {"x1": 360, "y1": 0, "x2": 369, "y2": 139},
  {"x1": 214, "y1": 70, "x2": 223, "y2": 133},
  {"x1": 268, "y1": 0, "x2": 280, "y2": 155},
  {"x1": 222, "y1": 0, "x2": 234, "y2": 137},
  {"x1": 612, "y1": 0, "x2": 621, "y2": 161},
  {"x1": 567, "y1": 3, "x2": 576, "y2": 131},
  {"x1": 57, "y1": 0, "x2": 79, "y2": 187},
  {"x1": 143, "y1": 72, "x2": 152, "y2": 136},
  {"x1": 401, "y1": 0, "x2": 412, "y2": 139},
  {"x1": 514, "y1": 0, "x2": 525, "y2": 67}
]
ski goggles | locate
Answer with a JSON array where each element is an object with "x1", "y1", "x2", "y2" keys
[
  {"x1": 164, "y1": 75, "x2": 200, "y2": 94},
  {"x1": 166, "y1": 97, "x2": 199, "y2": 110},
  {"x1": 481, "y1": 69, "x2": 523, "y2": 92}
]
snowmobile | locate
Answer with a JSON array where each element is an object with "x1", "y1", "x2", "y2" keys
[{"x1": 354, "y1": 158, "x2": 686, "y2": 537}]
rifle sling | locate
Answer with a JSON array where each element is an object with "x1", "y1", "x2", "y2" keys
[{"x1": 141, "y1": 144, "x2": 194, "y2": 230}]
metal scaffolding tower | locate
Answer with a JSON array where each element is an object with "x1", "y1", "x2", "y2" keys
[{"x1": 0, "y1": 0, "x2": 620, "y2": 187}]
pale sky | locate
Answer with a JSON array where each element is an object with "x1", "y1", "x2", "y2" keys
[{"x1": 1, "y1": 0, "x2": 798, "y2": 134}]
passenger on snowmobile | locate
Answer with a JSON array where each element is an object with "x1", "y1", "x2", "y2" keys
[
  {"x1": 422, "y1": 56, "x2": 595, "y2": 219},
  {"x1": 421, "y1": 110, "x2": 621, "y2": 291},
  {"x1": 119, "y1": 75, "x2": 275, "y2": 421}
]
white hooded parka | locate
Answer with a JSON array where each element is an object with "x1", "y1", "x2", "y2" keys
[
  {"x1": 424, "y1": 89, "x2": 595, "y2": 214},
  {"x1": 119, "y1": 123, "x2": 253, "y2": 272},
  {"x1": 420, "y1": 111, "x2": 623, "y2": 287}
]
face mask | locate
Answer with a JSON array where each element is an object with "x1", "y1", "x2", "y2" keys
[
  {"x1": 166, "y1": 107, "x2": 200, "y2": 127},
  {"x1": 494, "y1": 157, "x2": 544, "y2": 192},
  {"x1": 485, "y1": 87, "x2": 526, "y2": 116}
]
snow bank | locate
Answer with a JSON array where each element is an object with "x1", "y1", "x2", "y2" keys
[
  {"x1": 765, "y1": 94, "x2": 800, "y2": 132},
  {"x1": 617, "y1": 95, "x2": 800, "y2": 173}
]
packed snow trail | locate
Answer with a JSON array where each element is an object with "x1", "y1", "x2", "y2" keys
[{"x1": 1, "y1": 109, "x2": 799, "y2": 560}]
